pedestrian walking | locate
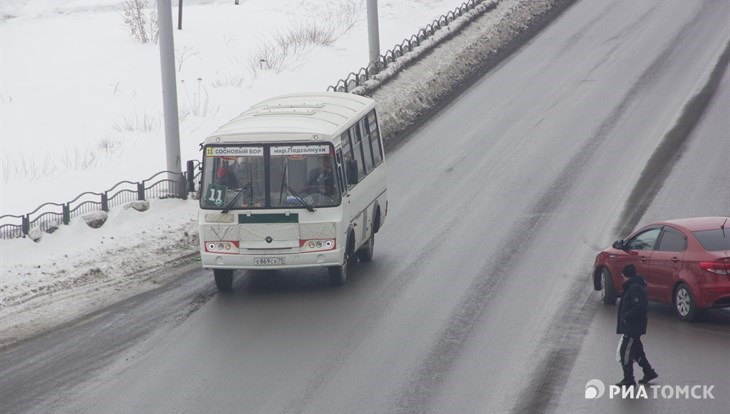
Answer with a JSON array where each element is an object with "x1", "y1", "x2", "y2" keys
[{"x1": 616, "y1": 264, "x2": 658, "y2": 387}]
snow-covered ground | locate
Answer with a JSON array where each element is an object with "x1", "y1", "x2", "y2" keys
[{"x1": 0, "y1": 0, "x2": 567, "y2": 348}]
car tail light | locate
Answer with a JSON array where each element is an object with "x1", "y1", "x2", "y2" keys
[{"x1": 700, "y1": 261, "x2": 730, "y2": 275}]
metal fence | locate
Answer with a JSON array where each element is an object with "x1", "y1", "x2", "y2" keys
[
  {"x1": 0, "y1": 162, "x2": 200, "y2": 240},
  {"x1": 328, "y1": 0, "x2": 498, "y2": 93}
]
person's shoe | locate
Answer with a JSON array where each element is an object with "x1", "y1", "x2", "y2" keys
[
  {"x1": 615, "y1": 379, "x2": 636, "y2": 387},
  {"x1": 638, "y1": 370, "x2": 658, "y2": 384}
]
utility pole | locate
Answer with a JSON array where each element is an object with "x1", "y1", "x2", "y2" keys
[
  {"x1": 156, "y1": 0, "x2": 183, "y2": 185},
  {"x1": 367, "y1": 0, "x2": 381, "y2": 67},
  {"x1": 178, "y1": 0, "x2": 183, "y2": 30}
]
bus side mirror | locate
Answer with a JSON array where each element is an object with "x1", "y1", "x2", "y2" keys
[{"x1": 346, "y1": 159, "x2": 358, "y2": 185}]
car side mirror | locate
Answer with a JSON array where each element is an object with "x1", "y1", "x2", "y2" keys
[{"x1": 612, "y1": 239, "x2": 625, "y2": 250}]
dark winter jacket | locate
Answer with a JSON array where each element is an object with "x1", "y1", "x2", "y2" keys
[{"x1": 616, "y1": 275, "x2": 649, "y2": 336}]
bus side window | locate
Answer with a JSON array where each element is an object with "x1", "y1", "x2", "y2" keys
[
  {"x1": 340, "y1": 131, "x2": 358, "y2": 188},
  {"x1": 367, "y1": 111, "x2": 383, "y2": 166},
  {"x1": 359, "y1": 118, "x2": 375, "y2": 173},
  {"x1": 341, "y1": 128, "x2": 359, "y2": 188},
  {"x1": 349, "y1": 125, "x2": 367, "y2": 181}
]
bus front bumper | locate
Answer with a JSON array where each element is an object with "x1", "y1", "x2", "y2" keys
[{"x1": 200, "y1": 249, "x2": 343, "y2": 270}]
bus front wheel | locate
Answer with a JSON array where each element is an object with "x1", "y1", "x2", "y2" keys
[
  {"x1": 329, "y1": 242, "x2": 352, "y2": 286},
  {"x1": 214, "y1": 269, "x2": 233, "y2": 291}
]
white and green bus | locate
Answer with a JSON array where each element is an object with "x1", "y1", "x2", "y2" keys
[{"x1": 198, "y1": 92, "x2": 388, "y2": 290}]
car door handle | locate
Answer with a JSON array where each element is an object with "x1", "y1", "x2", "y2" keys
[
  {"x1": 640, "y1": 256, "x2": 648, "y2": 263},
  {"x1": 671, "y1": 257, "x2": 681, "y2": 263}
]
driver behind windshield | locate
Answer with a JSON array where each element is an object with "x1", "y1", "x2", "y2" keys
[{"x1": 306, "y1": 156, "x2": 335, "y2": 195}]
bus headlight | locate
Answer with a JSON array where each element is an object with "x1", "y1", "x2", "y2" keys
[
  {"x1": 205, "y1": 241, "x2": 239, "y2": 254},
  {"x1": 300, "y1": 239, "x2": 335, "y2": 253}
]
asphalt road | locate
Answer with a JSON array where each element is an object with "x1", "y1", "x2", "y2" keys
[{"x1": 1, "y1": 0, "x2": 729, "y2": 413}]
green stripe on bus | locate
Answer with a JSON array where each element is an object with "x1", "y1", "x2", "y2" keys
[{"x1": 238, "y1": 214, "x2": 299, "y2": 224}]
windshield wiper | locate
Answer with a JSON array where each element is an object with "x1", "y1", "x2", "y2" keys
[
  {"x1": 281, "y1": 182, "x2": 315, "y2": 212},
  {"x1": 221, "y1": 184, "x2": 251, "y2": 214},
  {"x1": 276, "y1": 161, "x2": 315, "y2": 212}
]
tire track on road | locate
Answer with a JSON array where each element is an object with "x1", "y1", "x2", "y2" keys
[{"x1": 616, "y1": 38, "x2": 730, "y2": 236}]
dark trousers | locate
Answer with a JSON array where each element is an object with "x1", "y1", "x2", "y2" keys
[{"x1": 618, "y1": 334, "x2": 653, "y2": 380}]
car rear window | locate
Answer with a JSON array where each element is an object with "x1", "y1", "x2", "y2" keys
[{"x1": 693, "y1": 229, "x2": 730, "y2": 251}]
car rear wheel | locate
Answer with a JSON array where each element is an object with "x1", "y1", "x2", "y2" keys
[
  {"x1": 214, "y1": 269, "x2": 233, "y2": 291},
  {"x1": 674, "y1": 283, "x2": 700, "y2": 322},
  {"x1": 600, "y1": 268, "x2": 617, "y2": 305}
]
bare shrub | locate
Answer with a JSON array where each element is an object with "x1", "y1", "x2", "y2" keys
[
  {"x1": 120, "y1": 0, "x2": 158, "y2": 44},
  {"x1": 276, "y1": 21, "x2": 337, "y2": 50},
  {"x1": 246, "y1": 0, "x2": 363, "y2": 75},
  {"x1": 42, "y1": 154, "x2": 57, "y2": 177},
  {"x1": 62, "y1": 147, "x2": 98, "y2": 171},
  {"x1": 211, "y1": 73, "x2": 246, "y2": 88},
  {"x1": 20, "y1": 155, "x2": 38, "y2": 181},
  {"x1": 181, "y1": 78, "x2": 215, "y2": 117},
  {"x1": 2, "y1": 154, "x2": 18, "y2": 183},
  {"x1": 247, "y1": 22, "x2": 326, "y2": 75},
  {"x1": 1, "y1": 154, "x2": 39, "y2": 182},
  {"x1": 324, "y1": 0, "x2": 364, "y2": 36},
  {"x1": 248, "y1": 42, "x2": 289, "y2": 74},
  {"x1": 98, "y1": 137, "x2": 122, "y2": 158},
  {"x1": 113, "y1": 112, "x2": 159, "y2": 132},
  {"x1": 175, "y1": 46, "x2": 200, "y2": 72},
  {"x1": 1, "y1": 145, "x2": 110, "y2": 183}
]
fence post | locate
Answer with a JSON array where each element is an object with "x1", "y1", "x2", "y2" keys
[
  {"x1": 138, "y1": 182, "x2": 146, "y2": 201},
  {"x1": 101, "y1": 192, "x2": 109, "y2": 212},
  {"x1": 22, "y1": 215, "x2": 30, "y2": 237},
  {"x1": 63, "y1": 203, "x2": 70, "y2": 225}
]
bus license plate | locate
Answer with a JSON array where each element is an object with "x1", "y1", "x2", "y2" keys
[{"x1": 254, "y1": 257, "x2": 285, "y2": 265}]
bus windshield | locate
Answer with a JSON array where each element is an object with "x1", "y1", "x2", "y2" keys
[{"x1": 200, "y1": 144, "x2": 341, "y2": 210}]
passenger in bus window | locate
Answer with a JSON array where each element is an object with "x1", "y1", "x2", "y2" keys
[{"x1": 216, "y1": 162, "x2": 239, "y2": 188}]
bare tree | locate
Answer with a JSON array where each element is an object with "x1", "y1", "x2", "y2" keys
[{"x1": 121, "y1": 0, "x2": 158, "y2": 44}]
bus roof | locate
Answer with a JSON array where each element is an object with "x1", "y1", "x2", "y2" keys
[{"x1": 204, "y1": 92, "x2": 375, "y2": 144}]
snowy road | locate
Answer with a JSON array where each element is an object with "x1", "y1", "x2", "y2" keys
[{"x1": 1, "y1": 0, "x2": 729, "y2": 412}]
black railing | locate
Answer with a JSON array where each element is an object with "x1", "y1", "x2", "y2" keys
[
  {"x1": 328, "y1": 0, "x2": 498, "y2": 93},
  {"x1": 0, "y1": 165, "x2": 199, "y2": 240}
]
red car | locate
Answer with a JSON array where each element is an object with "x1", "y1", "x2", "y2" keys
[{"x1": 593, "y1": 217, "x2": 730, "y2": 321}]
